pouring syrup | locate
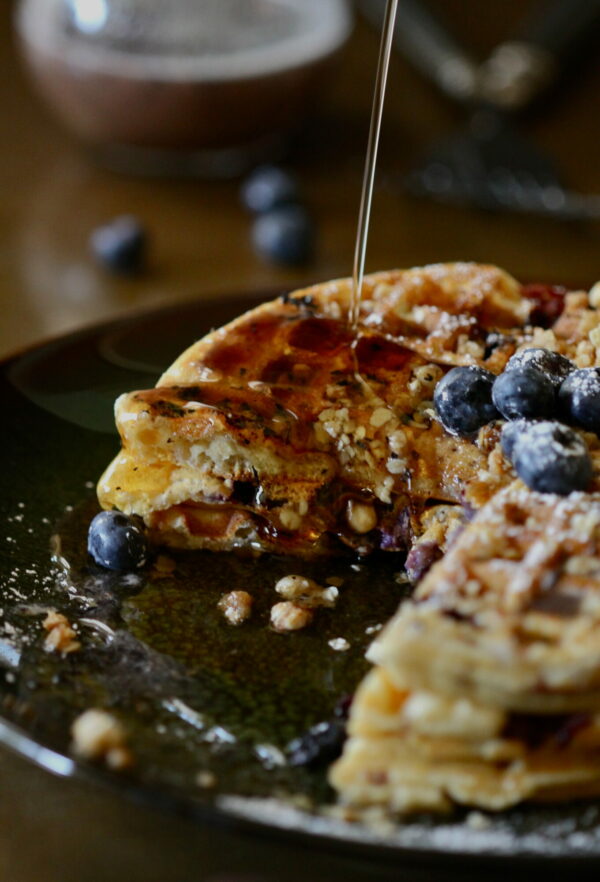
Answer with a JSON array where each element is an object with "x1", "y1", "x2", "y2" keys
[{"x1": 350, "y1": 0, "x2": 399, "y2": 331}]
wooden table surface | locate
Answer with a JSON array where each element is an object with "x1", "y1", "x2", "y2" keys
[
  {"x1": 1, "y1": 1, "x2": 600, "y2": 361},
  {"x1": 0, "y1": 2, "x2": 599, "y2": 881}
]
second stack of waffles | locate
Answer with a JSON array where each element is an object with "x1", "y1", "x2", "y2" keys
[{"x1": 331, "y1": 483, "x2": 600, "y2": 812}]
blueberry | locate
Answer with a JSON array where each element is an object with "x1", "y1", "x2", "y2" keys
[
  {"x1": 433, "y1": 366, "x2": 499, "y2": 437},
  {"x1": 492, "y1": 366, "x2": 555, "y2": 420},
  {"x1": 504, "y1": 348, "x2": 573, "y2": 389},
  {"x1": 558, "y1": 368, "x2": 600, "y2": 434},
  {"x1": 252, "y1": 205, "x2": 314, "y2": 266},
  {"x1": 405, "y1": 540, "x2": 443, "y2": 583},
  {"x1": 512, "y1": 421, "x2": 592, "y2": 495},
  {"x1": 88, "y1": 511, "x2": 149, "y2": 571},
  {"x1": 90, "y1": 216, "x2": 147, "y2": 275},
  {"x1": 241, "y1": 165, "x2": 299, "y2": 214},
  {"x1": 500, "y1": 419, "x2": 534, "y2": 461},
  {"x1": 287, "y1": 720, "x2": 346, "y2": 769}
]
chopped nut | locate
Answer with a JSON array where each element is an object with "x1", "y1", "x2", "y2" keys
[
  {"x1": 323, "y1": 298, "x2": 342, "y2": 320},
  {"x1": 408, "y1": 363, "x2": 444, "y2": 395},
  {"x1": 374, "y1": 476, "x2": 394, "y2": 504},
  {"x1": 196, "y1": 770, "x2": 217, "y2": 788},
  {"x1": 456, "y1": 336, "x2": 484, "y2": 360},
  {"x1": 589, "y1": 281, "x2": 600, "y2": 309},
  {"x1": 386, "y1": 456, "x2": 407, "y2": 475},
  {"x1": 105, "y1": 747, "x2": 134, "y2": 771},
  {"x1": 218, "y1": 590, "x2": 253, "y2": 625},
  {"x1": 388, "y1": 429, "x2": 407, "y2": 455},
  {"x1": 576, "y1": 338, "x2": 595, "y2": 367},
  {"x1": 279, "y1": 508, "x2": 302, "y2": 531},
  {"x1": 43, "y1": 611, "x2": 81, "y2": 655},
  {"x1": 590, "y1": 326, "x2": 600, "y2": 349},
  {"x1": 564, "y1": 555, "x2": 600, "y2": 576},
  {"x1": 466, "y1": 811, "x2": 492, "y2": 831},
  {"x1": 328, "y1": 637, "x2": 350, "y2": 651},
  {"x1": 275, "y1": 575, "x2": 338, "y2": 608},
  {"x1": 152, "y1": 554, "x2": 176, "y2": 578},
  {"x1": 370, "y1": 407, "x2": 393, "y2": 428},
  {"x1": 346, "y1": 500, "x2": 377, "y2": 534},
  {"x1": 270, "y1": 601, "x2": 313, "y2": 632},
  {"x1": 71, "y1": 709, "x2": 133, "y2": 769}
]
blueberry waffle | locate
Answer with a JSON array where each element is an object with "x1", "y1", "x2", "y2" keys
[{"x1": 98, "y1": 263, "x2": 559, "y2": 556}]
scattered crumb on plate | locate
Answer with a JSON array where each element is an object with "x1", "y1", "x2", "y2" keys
[
  {"x1": 328, "y1": 637, "x2": 350, "y2": 652},
  {"x1": 270, "y1": 602, "x2": 313, "y2": 632},
  {"x1": 42, "y1": 611, "x2": 81, "y2": 655},
  {"x1": 71, "y1": 708, "x2": 133, "y2": 770},
  {"x1": 218, "y1": 590, "x2": 253, "y2": 625}
]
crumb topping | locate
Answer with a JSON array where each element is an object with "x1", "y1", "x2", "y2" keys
[
  {"x1": 328, "y1": 637, "x2": 350, "y2": 652},
  {"x1": 71, "y1": 709, "x2": 133, "y2": 770},
  {"x1": 270, "y1": 601, "x2": 313, "y2": 632},
  {"x1": 218, "y1": 590, "x2": 253, "y2": 625},
  {"x1": 43, "y1": 611, "x2": 81, "y2": 655},
  {"x1": 275, "y1": 575, "x2": 338, "y2": 608}
]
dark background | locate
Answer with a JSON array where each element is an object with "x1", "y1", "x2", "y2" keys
[{"x1": 1, "y1": 0, "x2": 599, "y2": 358}]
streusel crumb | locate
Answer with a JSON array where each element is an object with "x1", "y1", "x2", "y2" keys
[
  {"x1": 218, "y1": 590, "x2": 253, "y2": 625},
  {"x1": 43, "y1": 611, "x2": 81, "y2": 655},
  {"x1": 71, "y1": 709, "x2": 133, "y2": 770},
  {"x1": 270, "y1": 601, "x2": 313, "y2": 632},
  {"x1": 275, "y1": 575, "x2": 338, "y2": 608}
]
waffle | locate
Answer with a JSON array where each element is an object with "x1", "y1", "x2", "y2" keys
[
  {"x1": 330, "y1": 484, "x2": 600, "y2": 811},
  {"x1": 97, "y1": 262, "x2": 600, "y2": 811},
  {"x1": 330, "y1": 667, "x2": 600, "y2": 813},
  {"x1": 98, "y1": 263, "x2": 550, "y2": 556}
]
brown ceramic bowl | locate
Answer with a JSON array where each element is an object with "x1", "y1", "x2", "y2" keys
[{"x1": 16, "y1": 0, "x2": 353, "y2": 174}]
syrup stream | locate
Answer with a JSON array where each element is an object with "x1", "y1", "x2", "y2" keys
[{"x1": 350, "y1": 0, "x2": 399, "y2": 331}]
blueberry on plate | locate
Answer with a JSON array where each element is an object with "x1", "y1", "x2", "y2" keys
[
  {"x1": 287, "y1": 720, "x2": 346, "y2": 769},
  {"x1": 558, "y1": 368, "x2": 600, "y2": 434},
  {"x1": 252, "y1": 205, "x2": 314, "y2": 266},
  {"x1": 88, "y1": 511, "x2": 149, "y2": 571},
  {"x1": 500, "y1": 419, "x2": 534, "y2": 461},
  {"x1": 504, "y1": 348, "x2": 573, "y2": 388},
  {"x1": 241, "y1": 165, "x2": 299, "y2": 214},
  {"x1": 90, "y1": 216, "x2": 147, "y2": 275},
  {"x1": 512, "y1": 421, "x2": 592, "y2": 495},
  {"x1": 492, "y1": 366, "x2": 555, "y2": 420},
  {"x1": 433, "y1": 366, "x2": 499, "y2": 437}
]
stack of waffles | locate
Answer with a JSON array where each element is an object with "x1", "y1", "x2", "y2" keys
[{"x1": 330, "y1": 484, "x2": 600, "y2": 812}]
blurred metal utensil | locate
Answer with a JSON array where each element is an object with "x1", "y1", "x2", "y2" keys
[
  {"x1": 406, "y1": 104, "x2": 600, "y2": 220},
  {"x1": 358, "y1": 0, "x2": 600, "y2": 220}
]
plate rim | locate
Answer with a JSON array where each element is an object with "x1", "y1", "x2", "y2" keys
[{"x1": 2, "y1": 288, "x2": 600, "y2": 871}]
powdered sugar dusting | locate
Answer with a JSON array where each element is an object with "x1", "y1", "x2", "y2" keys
[{"x1": 219, "y1": 794, "x2": 600, "y2": 858}]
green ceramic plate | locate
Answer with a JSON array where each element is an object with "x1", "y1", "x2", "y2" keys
[{"x1": 2, "y1": 294, "x2": 600, "y2": 880}]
